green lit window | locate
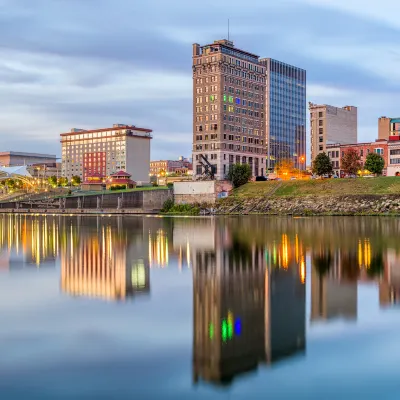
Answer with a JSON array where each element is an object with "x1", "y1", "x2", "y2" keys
[
  {"x1": 229, "y1": 96, "x2": 233, "y2": 103},
  {"x1": 210, "y1": 95, "x2": 215, "y2": 101},
  {"x1": 223, "y1": 95, "x2": 227, "y2": 102}
]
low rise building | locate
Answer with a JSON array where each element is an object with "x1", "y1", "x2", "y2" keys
[
  {"x1": 327, "y1": 140, "x2": 388, "y2": 176},
  {"x1": 387, "y1": 139, "x2": 400, "y2": 176},
  {"x1": 0, "y1": 151, "x2": 57, "y2": 167},
  {"x1": 61, "y1": 124, "x2": 152, "y2": 183},
  {"x1": 150, "y1": 157, "x2": 192, "y2": 177}
]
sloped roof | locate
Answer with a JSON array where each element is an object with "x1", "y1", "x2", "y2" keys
[
  {"x1": 0, "y1": 165, "x2": 32, "y2": 178},
  {"x1": 110, "y1": 170, "x2": 131, "y2": 177}
]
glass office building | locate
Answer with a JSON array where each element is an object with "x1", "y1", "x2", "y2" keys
[{"x1": 260, "y1": 59, "x2": 307, "y2": 170}]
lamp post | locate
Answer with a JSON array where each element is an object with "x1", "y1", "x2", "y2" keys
[{"x1": 299, "y1": 156, "x2": 305, "y2": 179}]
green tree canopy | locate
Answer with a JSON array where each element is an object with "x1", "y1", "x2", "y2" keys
[
  {"x1": 71, "y1": 175, "x2": 82, "y2": 186},
  {"x1": 48, "y1": 176, "x2": 57, "y2": 188},
  {"x1": 227, "y1": 163, "x2": 252, "y2": 188},
  {"x1": 312, "y1": 152, "x2": 333, "y2": 176},
  {"x1": 364, "y1": 153, "x2": 385, "y2": 175},
  {"x1": 341, "y1": 148, "x2": 362, "y2": 175},
  {"x1": 58, "y1": 177, "x2": 69, "y2": 187}
]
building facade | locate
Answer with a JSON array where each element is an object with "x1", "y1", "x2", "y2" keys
[
  {"x1": 192, "y1": 40, "x2": 267, "y2": 180},
  {"x1": 378, "y1": 117, "x2": 400, "y2": 140},
  {"x1": 150, "y1": 157, "x2": 192, "y2": 176},
  {"x1": 60, "y1": 124, "x2": 152, "y2": 182},
  {"x1": 309, "y1": 104, "x2": 357, "y2": 164},
  {"x1": 262, "y1": 59, "x2": 307, "y2": 171},
  {"x1": 0, "y1": 151, "x2": 57, "y2": 167},
  {"x1": 327, "y1": 139, "x2": 388, "y2": 176}
]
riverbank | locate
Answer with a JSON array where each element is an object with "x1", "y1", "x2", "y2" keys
[
  {"x1": 215, "y1": 177, "x2": 400, "y2": 216},
  {"x1": 0, "y1": 208, "x2": 158, "y2": 215}
]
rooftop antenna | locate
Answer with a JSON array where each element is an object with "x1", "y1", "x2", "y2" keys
[{"x1": 228, "y1": 19, "x2": 230, "y2": 41}]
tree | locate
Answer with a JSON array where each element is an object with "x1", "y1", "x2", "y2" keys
[
  {"x1": 227, "y1": 163, "x2": 252, "y2": 188},
  {"x1": 58, "y1": 177, "x2": 68, "y2": 187},
  {"x1": 71, "y1": 175, "x2": 82, "y2": 186},
  {"x1": 312, "y1": 152, "x2": 333, "y2": 176},
  {"x1": 341, "y1": 148, "x2": 362, "y2": 176},
  {"x1": 364, "y1": 153, "x2": 385, "y2": 175},
  {"x1": 275, "y1": 159, "x2": 294, "y2": 177},
  {"x1": 48, "y1": 176, "x2": 57, "y2": 188},
  {"x1": 6, "y1": 179, "x2": 15, "y2": 190}
]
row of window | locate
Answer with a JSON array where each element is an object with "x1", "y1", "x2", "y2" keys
[
  {"x1": 195, "y1": 144, "x2": 264, "y2": 154},
  {"x1": 196, "y1": 54, "x2": 264, "y2": 74},
  {"x1": 195, "y1": 105, "x2": 219, "y2": 113},
  {"x1": 195, "y1": 76, "x2": 218, "y2": 84}
]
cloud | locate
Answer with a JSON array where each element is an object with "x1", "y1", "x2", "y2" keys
[{"x1": 0, "y1": 0, "x2": 399, "y2": 161}]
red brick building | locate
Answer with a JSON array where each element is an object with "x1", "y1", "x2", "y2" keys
[{"x1": 327, "y1": 139, "x2": 388, "y2": 176}]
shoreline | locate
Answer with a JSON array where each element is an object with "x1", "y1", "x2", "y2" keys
[{"x1": 0, "y1": 208, "x2": 159, "y2": 215}]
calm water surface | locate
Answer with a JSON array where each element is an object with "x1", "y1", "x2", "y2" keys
[{"x1": 1, "y1": 215, "x2": 400, "y2": 399}]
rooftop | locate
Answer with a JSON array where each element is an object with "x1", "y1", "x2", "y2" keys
[
  {"x1": 60, "y1": 124, "x2": 152, "y2": 137},
  {"x1": 0, "y1": 151, "x2": 57, "y2": 158}
]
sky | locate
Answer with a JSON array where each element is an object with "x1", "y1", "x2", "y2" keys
[{"x1": 1, "y1": 0, "x2": 400, "y2": 162}]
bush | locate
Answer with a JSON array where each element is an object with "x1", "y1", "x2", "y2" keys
[
  {"x1": 110, "y1": 185, "x2": 126, "y2": 191},
  {"x1": 161, "y1": 198, "x2": 174, "y2": 212},
  {"x1": 167, "y1": 182, "x2": 173, "y2": 189},
  {"x1": 152, "y1": 182, "x2": 159, "y2": 187},
  {"x1": 227, "y1": 164, "x2": 252, "y2": 188},
  {"x1": 255, "y1": 176, "x2": 267, "y2": 181},
  {"x1": 161, "y1": 202, "x2": 200, "y2": 215}
]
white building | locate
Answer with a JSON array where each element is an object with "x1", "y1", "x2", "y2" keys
[{"x1": 60, "y1": 124, "x2": 152, "y2": 182}]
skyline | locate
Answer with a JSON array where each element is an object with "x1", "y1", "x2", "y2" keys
[{"x1": 1, "y1": 0, "x2": 399, "y2": 161}]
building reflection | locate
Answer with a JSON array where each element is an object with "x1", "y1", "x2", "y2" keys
[
  {"x1": 189, "y1": 220, "x2": 306, "y2": 386},
  {"x1": 380, "y1": 249, "x2": 400, "y2": 307},
  {"x1": 311, "y1": 249, "x2": 358, "y2": 322},
  {"x1": 0, "y1": 214, "x2": 58, "y2": 269},
  {"x1": 60, "y1": 216, "x2": 150, "y2": 301}
]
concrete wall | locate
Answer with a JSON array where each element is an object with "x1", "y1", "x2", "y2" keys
[
  {"x1": 126, "y1": 136, "x2": 151, "y2": 184},
  {"x1": 174, "y1": 181, "x2": 232, "y2": 205},
  {"x1": 0, "y1": 189, "x2": 172, "y2": 211}
]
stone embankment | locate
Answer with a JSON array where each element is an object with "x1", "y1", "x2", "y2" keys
[{"x1": 216, "y1": 194, "x2": 400, "y2": 216}]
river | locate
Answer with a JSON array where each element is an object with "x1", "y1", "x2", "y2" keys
[{"x1": 0, "y1": 214, "x2": 400, "y2": 399}]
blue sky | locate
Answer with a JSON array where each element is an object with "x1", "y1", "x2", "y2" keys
[{"x1": 1, "y1": 0, "x2": 400, "y2": 161}]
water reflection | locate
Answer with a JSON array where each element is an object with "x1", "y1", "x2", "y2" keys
[
  {"x1": 189, "y1": 220, "x2": 306, "y2": 385},
  {"x1": 3, "y1": 215, "x2": 400, "y2": 394}
]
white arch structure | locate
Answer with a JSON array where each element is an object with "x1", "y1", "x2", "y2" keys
[{"x1": 0, "y1": 166, "x2": 34, "y2": 186}]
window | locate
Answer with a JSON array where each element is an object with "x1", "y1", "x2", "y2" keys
[
  {"x1": 223, "y1": 94, "x2": 227, "y2": 102},
  {"x1": 319, "y1": 137, "x2": 323, "y2": 143},
  {"x1": 319, "y1": 120, "x2": 323, "y2": 126},
  {"x1": 319, "y1": 112, "x2": 323, "y2": 118},
  {"x1": 319, "y1": 146, "x2": 323, "y2": 151},
  {"x1": 319, "y1": 128, "x2": 323, "y2": 135},
  {"x1": 360, "y1": 149, "x2": 363, "y2": 157},
  {"x1": 375, "y1": 148, "x2": 384, "y2": 155}
]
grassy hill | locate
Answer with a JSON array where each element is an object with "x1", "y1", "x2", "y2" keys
[{"x1": 233, "y1": 177, "x2": 400, "y2": 198}]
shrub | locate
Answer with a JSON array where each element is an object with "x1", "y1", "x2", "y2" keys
[
  {"x1": 227, "y1": 163, "x2": 252, "y2": 188},
  {"x1": 161, "y1": 198, "x2": 174, "y2": 212},
  {"x1": 167, "y1": 182, "x2": 173, "y2": 189}
]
